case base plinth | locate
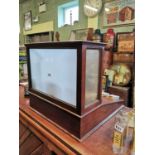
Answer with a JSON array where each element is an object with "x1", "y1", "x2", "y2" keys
[{"x1": 30, "y1": 94, "x2": 123, "y2": 140}]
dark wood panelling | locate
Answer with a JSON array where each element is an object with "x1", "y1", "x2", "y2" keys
[
  {"x1": 43, "y1": 145, "x2": 52, "y2": 155},
  {"x1": 30, "y1": 94, "x2": 81, "y2": 138},
  {"x1": 107, "y1": 86, "x2": 130, "y2": 106},
  {"x1": 30, "y1": 144, "x2": 43, "y2": 155},
  {"x1": 80, "y1": 102, "x2": 122, "y2": 138},
  {"x1": 19, "y1": 112, "x2": 65, "y2": 155},
  {"x1": 20, "y1": 85, "x2": 132, "y2": 155},
  {"x1": 19, "y1": 126, "x2": 31, "y2": 146},
  {"x1": 30, "y1": 93, "x2": 123, "y2": 139},
  {"x1": 20, "y1": 132, "x2": 42, "y2": 155},
  {"x1": 19, "y1": 121, "x2": 27, "y2": 138}
]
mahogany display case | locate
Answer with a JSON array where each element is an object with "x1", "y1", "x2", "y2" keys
[{"x1": 26, "y1": 41, "x2": 123, "y2": 140}]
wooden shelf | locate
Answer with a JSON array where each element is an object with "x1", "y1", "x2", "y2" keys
[
  {"x1": 113, "y1": 52, "x2": 134, "y2": 63},
  {"x1": 115, "y1": 52, "x2": 134, "y2": 54},
  {"x1": 25, "y1": 31, "x2": 54, "y2": 44}
]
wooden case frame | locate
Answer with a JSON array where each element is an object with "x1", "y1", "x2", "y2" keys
[{"x1": 26, "y1": 41, "x2": 123, "y2": 139}]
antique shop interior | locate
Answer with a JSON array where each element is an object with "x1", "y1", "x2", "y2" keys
[{"x1": 19, "y1": 0, "x2": 135, "y2": 154}]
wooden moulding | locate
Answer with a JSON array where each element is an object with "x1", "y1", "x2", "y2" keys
[
  {"x1": 19, "y1": 108, "x2": 77, "y2": 155},
  {"x1": 30, "y1": 93, "x2": 123, "y2": 140}
]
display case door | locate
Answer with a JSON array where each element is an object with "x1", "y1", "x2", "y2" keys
[{"x1": 29, "y1": 49, "x2": 77, "y2": 107}]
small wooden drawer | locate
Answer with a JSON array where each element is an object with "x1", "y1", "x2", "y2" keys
[{"x1": 107, "y1": 86, "x2": 130, "y2": 106}]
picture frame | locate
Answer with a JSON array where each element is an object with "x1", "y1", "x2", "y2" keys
[
  {"x1": 116, "y1": 32, "x2": 135, "y2": 53},
  {"x1": 24, "y1": 11, "x2": 32, "y2": 30},
  {"x1": 103, "y1": 0, "x2": 135, "y2": 28}
]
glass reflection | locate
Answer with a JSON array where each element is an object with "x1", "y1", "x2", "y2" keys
[
  {"x1": 85, "y1": 49, "x2": 99, "y2": 107},
  {"x1": 30, "y1": 49, "x2": 77, "y2": 107}
]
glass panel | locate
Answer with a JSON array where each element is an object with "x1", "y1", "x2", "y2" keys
[
  {"x1": 85, "y1": 49, "x2": 99, "y2": 107},
  {"x1": 30, "y1": 49, "x2": 77, "y2": 107}
]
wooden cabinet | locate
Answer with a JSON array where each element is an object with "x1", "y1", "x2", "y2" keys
[
  {"x1": 110, "y1": 31, "x2": 135, "y2": 107},
  {"x1": 26, "y1": 41, "x2": 123, "y2": 139}
]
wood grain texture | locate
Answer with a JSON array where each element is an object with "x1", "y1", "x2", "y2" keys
[
  {"x1": 30, "y1": 92, "x2": 123, "y2": 139},
  {"x1": 30, "y1": 144, "x2": 43, "y2": 155},
  {"x1": 80, "y1": 102, "x2": 122, "y2": 137},
  {"x1": 19, "y1": 125, "x2": 31, "y2": 147},
  {"x1": 19, "y1": 86, "x2": 131, "y2": 155},
  {"x1": 107, "y1": 86, "x2": 130, "y2": 106},
  {"x1": 20, "y1": 133, "x2": 42, "y2": 155},
  {"x1": 20, "y1": 106, "x2": 92, "y2": 155},
  {"x1": 43, "y1": 145, "x2": 52, "y2": 155},
  {"x1": 30, "y1": 94, "x2": 81, "y2": 138},
  {"x1": 19, "y1": 121, "x2": 27, "y2": 138}
]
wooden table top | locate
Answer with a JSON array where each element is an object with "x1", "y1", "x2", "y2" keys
[{"x1": 19, "y1": 86, "x2": 131, "y2": 155}]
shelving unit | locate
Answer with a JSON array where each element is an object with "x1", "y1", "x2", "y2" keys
[
  {"x1": 107, "y1": 31, "x2": 135, "y2": 107},
  {"x1": 25, "y1": 31, "x2": 54, "y2": 44}
]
